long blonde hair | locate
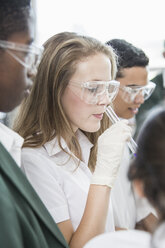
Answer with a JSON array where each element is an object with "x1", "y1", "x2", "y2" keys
[{"x1": 14, "y1": 32, "x2": 117, "y2": 171}]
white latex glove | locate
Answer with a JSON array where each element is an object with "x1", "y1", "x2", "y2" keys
[{"x1": 91, "y1": 120, "x2": 132, "y2": 188}]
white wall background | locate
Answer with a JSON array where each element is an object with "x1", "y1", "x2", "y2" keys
[{"x1": 36, "y1": 0, "x2": 165, "y2": 70}]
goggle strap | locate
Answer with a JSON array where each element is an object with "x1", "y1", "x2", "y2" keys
[
  {"x1": 6, "y1": 50, "x2": 30, "y2": 68},
  {"x1": 0, "y1": 40, "x2": 43, "y2": 54}
]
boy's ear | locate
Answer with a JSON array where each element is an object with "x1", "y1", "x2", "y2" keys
[{"x1": 133, "y1": 179, "x2": 145, "y2": 198}]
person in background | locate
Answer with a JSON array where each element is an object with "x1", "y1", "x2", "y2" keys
[
  {"x1": 84, "y1": 108, "x2": 165, "y2": 248},
  {"x1": 14, "y1": 32, "x2": 132, "y2": 248},
  {"x1": 0, "y1": 1, "x2": 69, "y2": 247},
  {"x1": 128, "y1": 108, "x2": 165, "y2": 247},
  {"x1": 135, "y1": 40, "x2": 165, "y2": 138},
  {"x1": 106, "y1": 39, "x2": 157, "y2": 231}
]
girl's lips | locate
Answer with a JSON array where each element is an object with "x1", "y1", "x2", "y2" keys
[{"x1": 93, "y1": 113, "x2": 104, "y2": 120}]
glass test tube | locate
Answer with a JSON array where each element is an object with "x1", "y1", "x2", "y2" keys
[{"x1": 105, "y1": 105, "x2": 137, "y2": 156}]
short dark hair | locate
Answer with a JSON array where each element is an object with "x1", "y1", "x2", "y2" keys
[
  {"x1": 128, "y1": 109, "x2": 165, "y2": 221},
  {"x1": 106, "y1": 39, "x2": 149, "y2": 78},
  {"x1": 0, "y1": 0, "x2": 31, "y2": 40}
]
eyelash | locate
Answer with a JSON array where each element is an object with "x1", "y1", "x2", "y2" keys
[{"x1": 88, "y1": 87, "x2": 98, "y2": 93}]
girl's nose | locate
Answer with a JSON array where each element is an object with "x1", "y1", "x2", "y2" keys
[{"x1": 97, "y1": 91, "x2": 110, "y2": 106}]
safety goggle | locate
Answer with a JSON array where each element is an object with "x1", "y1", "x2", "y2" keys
[
  {"x1": 119, "y1": 81, "x2": 156, "y2": 103},
  {"x1": 0, "y1": 40, "x2": 44, "y2": 75},
  {"x1": 69, "y1": 80, "x2": 120, "y2": 104}
]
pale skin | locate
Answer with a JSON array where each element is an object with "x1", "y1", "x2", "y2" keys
[
  {"x1": 58, "y1": 186, "x2": 110, "y2": 247},
  {"x1": 59, "y1": 53, "x2": 113, "y2": 248}
]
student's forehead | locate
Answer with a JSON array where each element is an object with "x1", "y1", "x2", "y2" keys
[
  {"x1": 118, "y1": 67, "x2": 148, "y2": 86},
  {"x1": 7, "y1": 14, "x2": 35, "y2": 45}
]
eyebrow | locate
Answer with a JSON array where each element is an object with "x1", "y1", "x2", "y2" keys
[
  {"x1": 91, "y1": 79, "x2": 111, "y2": 82},
  {"x1": 125, "y1": 84, "x2": 140, "y2": 87}
]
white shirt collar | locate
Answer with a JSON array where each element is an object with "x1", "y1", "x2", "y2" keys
[
  {"x1": 44, "y1": 129, "x2": 93, "y2": 165},
  {"x1": 0, "y1": 123, "x2": 24, "y2": 167}
]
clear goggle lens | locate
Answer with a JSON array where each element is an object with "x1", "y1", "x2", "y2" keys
[
  {"x1": 0, "y1": 40, "x2": 44, "y2": 75},
  {"x1": 119, "y1": 81, "x2": 156, "y2": 103},
  {"x1": 69, "y1": 80, "x2": 120, "y2": 104}
]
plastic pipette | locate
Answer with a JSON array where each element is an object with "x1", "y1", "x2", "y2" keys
[{"x1": 105, "y1": 105, "x2": 137, "y2": 156}]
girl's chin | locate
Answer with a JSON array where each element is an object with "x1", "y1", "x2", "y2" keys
[
  {"x1": 119, "y1": 110, "x2": 137, "y2": 119},
  {"x1": 81, "y1": 124, "x2": 101, "y2": 133}
]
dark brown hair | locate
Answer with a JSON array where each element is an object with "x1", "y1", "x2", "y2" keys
[
  {"x1": 128, "y1": 108, "x2": 165, "y2": 221},
  {"x1": 0, "y1": 0, "x2": 31, "y2": 40}
]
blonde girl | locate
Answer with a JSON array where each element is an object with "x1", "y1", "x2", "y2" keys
[{"x1": 14, "y1": 32, "x2": 131, "y2": 248}]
